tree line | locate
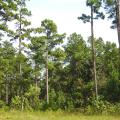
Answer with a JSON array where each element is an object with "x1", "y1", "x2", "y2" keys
[{"x1": 0, "y1": 0, "x2": 120, "y2": 112}]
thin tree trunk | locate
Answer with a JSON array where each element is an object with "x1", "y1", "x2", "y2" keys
[
  {"x1": 91, "y1": 5, "x2": 98, "y2": 99},
  {"x1": 21, "y1": 87, "x2": 24, "y2": 110},
  {"x1": 19, "y1": 10, "x2": 22, "y2": 75},
  {"x1": 46, "y1": 33, "x2": 49, "y2": 104},
  {"x1": 0, "y1": 87, "x2": 1, "y2": 100},
  {"x1": 19, "y1": 9, "x2": 24, "y2": 110},
  {"x1": 5, "y1": 77, "x2": 9, "y2": 104},
  {"x1": 46, "y1": 49, "x2": 49, "y2": 104},
  {"x1": 35, "y1": 63, "x2": 38, "y2": 90},
  {"x1": 116, "y1": 0, "x2": 120, "y2": 80}
]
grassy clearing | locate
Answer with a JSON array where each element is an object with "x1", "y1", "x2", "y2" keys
[{"x1": 0, "y1": 110, "x2": 120, "y2": 120}]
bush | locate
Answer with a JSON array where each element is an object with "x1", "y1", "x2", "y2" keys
[
  {"x1": 104, "y1": 79, "x2": 120, "y2": 102},
  {"x1": 11, "y1": 86, "x2": 41, "y2": 110},
  {"x1": 0, "y1": 100, "x2": 6, "y2": 108},
  {"x1": 85, "y1": 96, "x2": 111, "y2": 114},
  {"x1": 11, "y1": 96, "x2": 21, "y2": 109},
  {"x1": 25, "y1": 85, "x2": 41, "y2": 110}
]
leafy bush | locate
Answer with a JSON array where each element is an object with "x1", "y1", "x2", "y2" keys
[
  {"x1": 85, "y1": 96, "x2": 111, "y2": 114},
  {"x1": 0, "y1": 100, "x2": 6, "y2": 108},
  {"x1": 104, "y1": 79, "x2": 120, "y2": 102},
  {"x1": 25, "y1": 85, "x2": 41, "y2": 110},
  {"x1": 50, "y1": 90, "x2": 66, "y2": 110},
  {"x1": 11, "y1": 96, "x2": 21, "y2": 109}
]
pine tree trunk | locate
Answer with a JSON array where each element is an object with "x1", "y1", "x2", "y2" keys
[
  {"x1": 35, "y1": 75, "x2": 38, "y2": 90},
  {"x1": 5, "y1": 77, "x2": 9, "y2": 104},
  {"x1": 91, "y1": 5, "x2": 98, "y2": 99},
  {"x1": 35, "y1": 63, "x2": 38, "y2": 90},
  {"x1": 46, "y1": 33, "x2": 49, "y2": 104},
  {"x1": 19, "y1": 10, "x2": 22, "y2": 75},
  {"x1": 19, "y1": 9, "x2": 24, "y2": 110},
  {"x1": 21, "y1": 87, "x2": 24, "y2": 110},
  {"x1": 46, "y1": 49, "x2": 49, "y2": 104},
  {"x1": 116, "y1": 0, "x2": 120, "y2": 80}
]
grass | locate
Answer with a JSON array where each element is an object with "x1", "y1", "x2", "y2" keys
[{"x1": 0, "y1": 110, "x2": 120, "y2": 120}]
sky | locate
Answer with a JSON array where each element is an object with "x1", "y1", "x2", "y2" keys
[{"x1": 27, "y1": 0, "x2": 118, "y2": 44}]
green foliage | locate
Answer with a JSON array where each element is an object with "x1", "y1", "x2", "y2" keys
[
  {"x1": 48, "y1": 90, "x2": 66, "y2": 110},
  {"x1": 11, "y1": 86, "x2": 41, "y2": 110},
  {"x1": 85, "y1": 97, "x2": 120, "y2": 115},
  {"x1": 0, "y1": 100, "x2": 9, "y2": 111},
  {"x1": 25, "y1": 85, "x2": 41, "y2": 110},
  {"x1": 104, "y1": 79, "x2": 120, "y2": 102},
  {"x1": 78, "y1": 0, "x2": 105, "y2": 23},
  {"x1": 0, "y1": 0, "x2": 120, "y2": 114},
  {"x1": 0, "y1": 100, "x2": 6, "y2": 108},
  {"x1": 103, "y1": 0, "x2": 117, "y2": 29},
  {"x1": 11, "y1": 96, "x2": 21, "y2": 109}
]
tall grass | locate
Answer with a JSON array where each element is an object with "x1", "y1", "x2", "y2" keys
[{"x1": 0, "y1": 110, "x2": 120, "y2": 120}]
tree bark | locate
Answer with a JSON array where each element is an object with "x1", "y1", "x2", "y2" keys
[
  {"x1": 19, "y1": 9, "x2": 22, "y2": 75},
  {"x1": 46, "y1": 33, "x2": 49, "y2": 104},
  {"x1": 5, "y1": 76, "x2": 9, "y2": 104},
  {"x1": 91, "y1": 5, "x2": 98, "y2": 99},
  {"x1": 19, "y1": 9, "x2": 24, "y2": 110},
  {"x1": 46, "y1": 49, "x2": 49, "y2": 104},
  {"x1": 35, "y1": 63, "x2": 39, "y2": 91},
  {"x1": 116, "y1": 0, "x2": 120, "y2": 80}
]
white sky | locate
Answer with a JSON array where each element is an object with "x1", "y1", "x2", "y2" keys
[{"x1": 27, "y1": 0, "x2": 118, "y2": 45}]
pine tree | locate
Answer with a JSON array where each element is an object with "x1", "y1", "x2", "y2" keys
[{"x1": 78, "y1": 0, "x2": 105, "y2": 99}]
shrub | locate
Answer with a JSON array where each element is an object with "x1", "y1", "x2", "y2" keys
[
  {"x1": 11, "y1": 96, "x2": 21, "y2": 109},
  {"x1": 0, "y1": 100, "x2": 6, "y2": 108},
  {"x1": 25, "y1": 85, "x2": 41, "y2": 110}
]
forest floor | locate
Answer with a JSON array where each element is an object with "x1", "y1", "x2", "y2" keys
[{"x1": 0, "y1": 110, "x2": 120, "y2": 120}]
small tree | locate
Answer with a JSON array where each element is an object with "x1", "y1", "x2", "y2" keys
[{"x1": 41, "y1": 19, "x2": 65, "y2": 104}]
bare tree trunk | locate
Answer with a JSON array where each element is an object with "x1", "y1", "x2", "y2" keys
[
  {"x1": 0, "y1": 87, "x2": 1, "y2": 100},
  {"x1": 35, "y1": 76, "x2": 38, "y2": 90},
  {"x1": 35, "y1": 63, "x2": 38, "y2": 90},
  {"x1": 19, "y1": 9, "x2": 24, "y2": 110},
  {"x1": 45, "y1": 32, "x2": 49, "y2": 104},
  {"x1": 5, "y1": 77, "x2": 9, "y2": 104},
  {"x1": 19, "y1": 10, "x2": 22, "y2": 75},
  {"x1": 21, "y1": 87, "x2": 24, "y2": 110},
  {"x1": 46, "y1": 49, "x2": 49, "y2": 104},
  {"x1": 91, "y1": 5, "x2": 98, "y2": 99},
  {"x1": 116, "y1": 0, "x2": 120, "y2": 80}
]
